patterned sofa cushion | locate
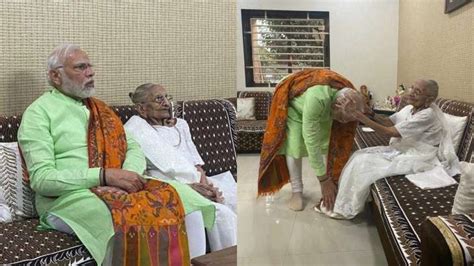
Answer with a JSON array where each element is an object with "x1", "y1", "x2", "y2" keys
[
  {"x1": 236, "y1": 120, "x2": 267, "y2": 153},
  {"x1": 353, "y1": 125, "x2": 390, "y2": 150},
  {"x1": 0, "y1": 219, "x2": 92, "y2": 265},
  {"x1": 238, "y1": 132, "x2": 265, "y2": 153}
]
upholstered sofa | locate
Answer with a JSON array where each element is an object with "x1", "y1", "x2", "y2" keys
[
  {"x1": 0, "y1": 99, "x2": 237, "y2": 265},
  {"x1": 353, "y1": 98, "x2": 473, "y2": 265},
  {"x1": 236, "y1": 91, "x2": 272, "y2": 153}
]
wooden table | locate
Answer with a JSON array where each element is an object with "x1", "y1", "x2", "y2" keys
[{"x1": 191, "y1": 246, "x2": 237, "y2": 266}]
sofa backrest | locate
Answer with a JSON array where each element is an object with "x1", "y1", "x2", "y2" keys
[
  {"x1": 0, "y1": 99, "x2": 237, "y2": 178},
  {"x1": 178, "y1": 99, "x2": 237, "y2": 177},
  {"x1": 0, "y1": 114, "x2": 21, "y2": 142},
  {"x1": 238, "y1": 91, "x2": 273, "y2": 120}
]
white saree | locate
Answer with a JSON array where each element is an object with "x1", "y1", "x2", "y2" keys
[
  {"x1": 331, "y1": 104, "x2": 460, "y2": 219},
  {"x1": 124, "y1": 115, "x2": 237, "y2": 251}
]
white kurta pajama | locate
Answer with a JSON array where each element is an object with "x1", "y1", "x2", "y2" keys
[
  {"x1": 332, "y1": 105, "x2": 460, "y2": 219},
  {"x1": 124, "y1": 116, "x2": 237, "y2": 252}
]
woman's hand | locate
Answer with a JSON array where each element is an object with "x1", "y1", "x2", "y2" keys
[{"x1": 190, "y1": 182, "x2": 224, "y2": 203}]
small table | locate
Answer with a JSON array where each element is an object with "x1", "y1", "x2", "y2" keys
[{"x1": 191, "y1": 246, "x2": 237, "y2": 266}]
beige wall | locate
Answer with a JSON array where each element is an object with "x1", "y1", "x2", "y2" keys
[
  {"x1": 237, "y1": 0, "x2": 400, "y2": 103},
  {"x1": 0, "y1": 1, "x2": 236, "y2": 115},
  {"x1": 398, "y1": 0, "x2": 473, "y2": 102}
]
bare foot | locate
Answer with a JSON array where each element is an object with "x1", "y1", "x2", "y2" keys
[{"x1": 288, "y1": 192, "x2": 304, "y2": 211}]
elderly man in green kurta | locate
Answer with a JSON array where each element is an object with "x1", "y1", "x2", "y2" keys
[
  {"x1": 259, "y1": 70, "x2": 367, "y2": 213},
  {"x1": 17, "y1": 44, "x2": 204, "y2": 265},
  {"x1": 18, "y1": 45, "x2": 146, "y2": 264},
  {"x1": 282, "y1": 86, "x2": 367, "y2": 211}
]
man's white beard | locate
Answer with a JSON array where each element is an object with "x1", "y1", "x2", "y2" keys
[{"x1": 61, "y1": 74, "x2": 95, "y2": 99}]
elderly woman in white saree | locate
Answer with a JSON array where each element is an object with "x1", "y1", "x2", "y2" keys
[
  {"x1": 317, "y1": 79, "x2": 460, "y2": 219},
  {"x1": 124, "y1": 83, "x2": 237, "y2": 254}
]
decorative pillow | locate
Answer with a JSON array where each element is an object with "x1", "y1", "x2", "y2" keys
[
  {"x1": 237, "y1": 98, "x2": 256, "y2": 120},
  {"x1": 0, "y1": 142, "x2": 36, "y2": 221},
  {"x1": 444, "y1": 113, "x2": 468, "y2": 153},
  {"x1": 452, "y1": 162, "x2": 474, "y2": 215}
]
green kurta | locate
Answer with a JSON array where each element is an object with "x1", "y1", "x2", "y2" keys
[
  {"x1": 18, "y1": 88, "x2": 146, "y2": 264},
  {"x1": 278, "y1": 85, "x2": 338, "y2": 176}
]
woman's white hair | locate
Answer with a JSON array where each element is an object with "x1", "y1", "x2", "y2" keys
[{"x1": 46, "y1": 44, "x2": 82, "y2": 85}]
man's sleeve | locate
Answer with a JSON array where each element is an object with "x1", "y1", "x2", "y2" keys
[
  {"x1": 18, "y1": 105, "x2": 100, "y2": 197},
  {"x1": 302, "y1": 96, "x2": 327, "y2": 176},
  {"x1": 121, "y1": 133, "x2": 146, "y2": 175}
]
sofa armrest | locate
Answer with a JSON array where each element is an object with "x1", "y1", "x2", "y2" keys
[{"x1": 420, "y1": 213, "x2": 474, "y2": 266}]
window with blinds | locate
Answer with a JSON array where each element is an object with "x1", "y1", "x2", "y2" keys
[{"x1": 242, "y1": 10, "x2": 330, "y2": 87}]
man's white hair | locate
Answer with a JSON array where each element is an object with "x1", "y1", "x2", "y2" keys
[
  {"x1": 335, "y1": 87, "x2": 356, "y2": 99},
  {"x1": 46, "y1": 44, "x2": 82, "y2": 85},
  {"x1": 334, "y1": 87, "x2": 367, "y2": 113}
]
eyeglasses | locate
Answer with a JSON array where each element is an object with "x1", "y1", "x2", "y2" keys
[
  {"x1": 142, "y1": 94, "x2": 173, "y2": 105},
  {"x1": 55, "y1": 63, "x2": 94, "y2": 72},
  {"x1": 408, "y1": 87, "x2": 428, "y2": 97}
]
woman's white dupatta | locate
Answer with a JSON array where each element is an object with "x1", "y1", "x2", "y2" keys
[
  {"x1": 431, "y1": 103, "x2": 460, "y2": 177},
  {"x1": 124, "y1": 115, "x2": 200, "y2": 184}
]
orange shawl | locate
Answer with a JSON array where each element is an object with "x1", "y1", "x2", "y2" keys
[
  {"x1": 258, "y1": 69, "x2": 357, "y2": 196},
  {"x1": 85, "y1": 98, "x2": 190, "y2": 265}
]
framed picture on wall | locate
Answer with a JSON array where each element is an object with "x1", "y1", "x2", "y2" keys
[{"x1": 445, "y1": 0, "x2": 471, "y2": 13}]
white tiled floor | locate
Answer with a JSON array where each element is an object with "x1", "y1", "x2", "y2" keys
[{"x1": 237, "y1": 154, "x2": 387, "y2": 266}]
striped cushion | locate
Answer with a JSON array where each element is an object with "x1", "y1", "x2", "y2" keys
[{"x1": 0, "y1": 143, "x2": 36, "y2": 221}]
